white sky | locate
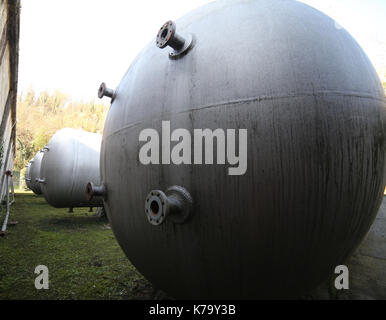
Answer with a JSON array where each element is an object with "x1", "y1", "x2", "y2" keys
[{"x1": 18, "y1": 0, "x2": 386, "y2": 102}]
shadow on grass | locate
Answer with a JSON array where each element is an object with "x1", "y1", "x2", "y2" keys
[{"x1": 38, "y1": 214, "x2": 108, "y2": 233}]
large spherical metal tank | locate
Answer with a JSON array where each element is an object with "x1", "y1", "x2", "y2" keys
[
  {"x1": 39, "y1": 128, "x2": 103, "y2": 208},
  {"x1": 100, "y1": 0, "x2": 386, "y2": 298},
  {"x1": 26, "y1": 151, "x2": 43, "y2": 195},
  {"x1": 25, "y1": 162, "x2": 32, "y2": 190}
]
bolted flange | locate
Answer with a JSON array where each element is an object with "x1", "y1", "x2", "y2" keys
[
  {"x1": 156, "y1": 20, "x2": 193, "y2": 59},
  {"x1": 145, "y1": 185, "x2": 193, "y2": 226},
  {"x1": 98, "y1": 82, "x2": 116, "y2": 101},
  {"x1": 86, "y1": 181, "x2": 107, "y2": 201},
  {"x1": 36, "y1": 178, "x2": 46, "y2": 184}
]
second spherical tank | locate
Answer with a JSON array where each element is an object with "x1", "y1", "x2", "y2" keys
[
  {"x1": 26, "y1": 151, "x2": 43, "y2": 195},
  {"x1": 39, "y1": 128, "x2": 103, "y2": 208},
  {"x1": 25, "y1": 162, "x2": 32, "y2": 190},
  {"x1": 100, "y1": 0, "x2": 386, "y2": 298}
]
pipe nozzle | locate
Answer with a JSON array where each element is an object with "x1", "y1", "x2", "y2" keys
[
  {"x1": 145, "y1": 185, "x2": 193, "y2": 226},
  {"x1": 156, "y1": 21, "x2": 193, "y2": 58},
  {"x1": 86, "y1": 182, "x2": 106, "y2": 201},
  {"x1": 98, "y1": 83, "x2": 115, "y2": 100}
]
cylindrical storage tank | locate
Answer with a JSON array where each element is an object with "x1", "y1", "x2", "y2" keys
[
  {"x1": 27, "y1": 151, "x2": 43, "y2": 195},
  {"x1": 25, "y1": 162, "x2": 32, "y2": 190},
  {"x1": 99, "y1": 0, "x2": 386, "y2": 298},
  {"x1": 39, "y1": 128, "x2": 103, "y2": 208}
]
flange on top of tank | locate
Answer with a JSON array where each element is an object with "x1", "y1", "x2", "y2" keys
[
  {"x1": 25, "y1": 150, "x2": 44, "y2": 195},
  {"x1": 38, "y1": 128, "x2": 103, "y2": 212},
  {"x1": 96, "y1": 0, "x2": 386, "y2": 299}
]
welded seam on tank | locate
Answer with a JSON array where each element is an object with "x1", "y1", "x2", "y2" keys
[{"x1": 106, "y1": 90, "x2": 386, "y2": 138}]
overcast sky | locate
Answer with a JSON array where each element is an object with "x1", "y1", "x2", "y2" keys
[{"x1": 18, "y1": 0, "x2": 386, "y2": 102}]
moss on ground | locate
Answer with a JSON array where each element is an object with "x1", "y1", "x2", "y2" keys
[{"x1": 0, "y1": 192, "x2": 167, "y2": 300}]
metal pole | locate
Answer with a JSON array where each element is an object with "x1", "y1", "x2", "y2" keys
[
  {"x1": 10, "y1": 174, "x2": 14, "y2": 205},
  {"x1": 1, "y1": 172, "x2": 11, "y2": 235}
]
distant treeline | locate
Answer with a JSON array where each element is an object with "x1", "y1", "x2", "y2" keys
[{"x1": 16, "y1": 89, "x2": 108, "y2": 171}]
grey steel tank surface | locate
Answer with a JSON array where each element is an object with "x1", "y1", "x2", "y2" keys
[
  {"x1": 97, "y1": 0, "x2": 386, "y2": 298},
  {"x1": 26, "y1": 151, "x2": 43, "y2": 195},
  {"x1": 25, "y1": 162, "x2": 32, "y2": 190},
  {"x1": 39, "y1": 128, "x2": 103, "y2": 208}
]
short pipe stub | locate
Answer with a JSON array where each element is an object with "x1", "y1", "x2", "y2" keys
[
  {"x1": 86, "y1": 182, "x2": 106, "y2": 201},
  {"x1": 145, "y1": 186, "x2": 193, "y2": 226},
  {"x1": 156, "y1": 20, "x2": 193, "y2": 59},
  {"x1": 98, "y1": 82, "x2": 116, "y2": 101}
]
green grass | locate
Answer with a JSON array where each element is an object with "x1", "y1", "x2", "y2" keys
[{"x1": 0, "y1": 192, "x2": 166, "y2": 300}]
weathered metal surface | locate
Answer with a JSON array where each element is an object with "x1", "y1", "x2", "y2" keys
[
  {"x1": 309, "y1": 196, "x2": 386, "y2": 299},
  {"x1": 27, "y1": 151, "x2": 43, "y2": 195},
  {"x1": 100, "y1": 0, "x2": 386, "y2": 298},
  {"x1": 39, "y1": 128, "x2": 103, "y2": 208},
  {"x1": 25, "y1": 162, "x2": 32, "y2": 190}
]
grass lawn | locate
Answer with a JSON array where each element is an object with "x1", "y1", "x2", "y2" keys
[{"x1": 0, "y1": 191, "x2": 166, "y2": 300}]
